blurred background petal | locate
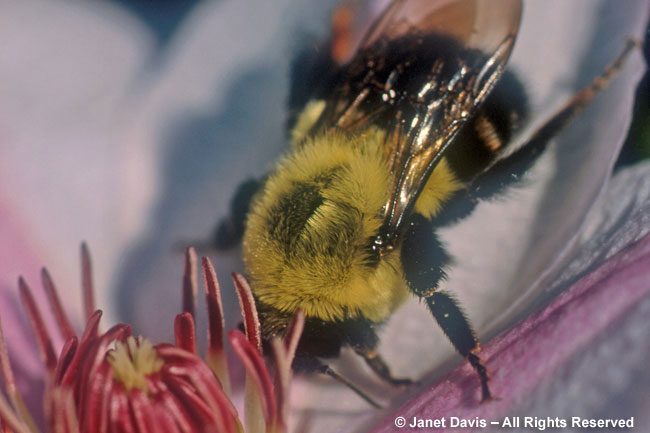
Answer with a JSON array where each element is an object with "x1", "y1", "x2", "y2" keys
[
  {"x1": 0, "y1": 0, "x2": 154, "y2": 323},
  {"x1": 0, "y1": 0, "x2": 155, "y2": 423}
]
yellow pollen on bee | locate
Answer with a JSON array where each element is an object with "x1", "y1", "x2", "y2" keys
[{"x1": 108, "y1": 336, "x2": 164, "y2": 393}]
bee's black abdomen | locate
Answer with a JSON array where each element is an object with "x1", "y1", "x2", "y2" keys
[
  {"x1": 316, "y1": 33, "x2": 489, "y2": 133},
  {"x1": 294, "y1": 317, "x2": 348, "y2": 362},
  {"x1": 445, "y1": 70, "x2": 528, "y2": 182},
  {"x1": 481, "y1": 69, "x2": 528, "y2": 145},
  {"x1": 291, "y1": 315, "x2": 380, "y2": 367}
]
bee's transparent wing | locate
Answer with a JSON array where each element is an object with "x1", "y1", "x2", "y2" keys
[
  {"x1": 360, "y1": 0, "x2": 522, "y2": 55},
  {"x1": 310, "y1": 0, "x2": 522, "y2": 240}
]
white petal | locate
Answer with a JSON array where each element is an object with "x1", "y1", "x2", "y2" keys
[{"x1": 0, "y1": 0, "x2": 153, "y2": 325}]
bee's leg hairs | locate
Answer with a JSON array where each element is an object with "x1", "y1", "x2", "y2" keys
[
  {"x1": 211, "y1": 177, "x2": 262, "y2": 250},
  {"x1": 435, "y1": 39, "x2": 639, "y2": 227},
  {"x1": 402, "y1": 213, "x2": 491, "y2": 402},
  {"x1": 424, "y1": 291, "x2": 491, "y2": 402}
]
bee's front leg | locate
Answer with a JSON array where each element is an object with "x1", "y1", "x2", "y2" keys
[{"x1": 401, "y1": 213, "x2": 492, "y2": 402}]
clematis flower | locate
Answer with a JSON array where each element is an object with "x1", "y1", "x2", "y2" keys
[
  {"x1": 368, "y1": 162, "x2": 650, "y2": 432},
  {"x1": 0, "y1": 246, "x2": 304, "y2": 433},
  {"x1": 0, "y1": 1, "x2": 649, "y2": 433}
]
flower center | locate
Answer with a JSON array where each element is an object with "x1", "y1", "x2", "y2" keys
[{"x1": 108, "y1": 336, "x2": 164, "y2": 393}]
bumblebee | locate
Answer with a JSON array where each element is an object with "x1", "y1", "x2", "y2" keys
[{"x1": 212, "y1": 0, "x2": 636, "y2": 405}]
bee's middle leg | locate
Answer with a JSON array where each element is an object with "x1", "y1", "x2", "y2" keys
[
  {"x1": 345, "y1": 321, "x2": 414, "y2": 386},
  {"x1": 402, "y1": 213, "x2": 492, "y2": 401},
  {"x1": 353, "y1": 345, "x2": 414, "y2": 387}
]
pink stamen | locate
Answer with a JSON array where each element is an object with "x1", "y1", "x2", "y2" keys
[
  {"x1": 229, "y1": 330, "x2": 276, "y2": 428},
  {"x1": 174, "y1": 313, "x2": 197, "y2": 355},
  {"x1": 0, "y1": 319, "x2": 20, "y2": 416},
  {"x1": 273, "y1": 311, "x2": 304, "y2": 430},
  {"x1": 80, "y1": 242, "x2": 95, "y2": 324},
  {"x1": 165, "y1": 374, "x2": 234, "y2": 433},
  {"x1": 157, "y1": 345, "x2": 238, "y2": 420},
  {"x1": 127, "y1": 388, "x2": 151, "y2": 433},
  {"x1": 151, "y1": 380, "x2": 196, "y2": 432},
  {"x1": 283, "y1": 309, "x2": 305, "y2": 363},
  {"x1": 18, "y1": 277, "x2": 57, "y2": 372},
  {"x1": 110, "y1": 388, "x2": 135, "y2": 433},
  {"x1": 79, "y1": 360, "x2": 112, "y2": 433},
  {"x1": 232, "y1": 273, "x2": 261, "y2": 352},
  {"x1": 201, "y1": 257, "x2": 225, "y2": 355},
  {"x1": 41, "y1": 268, "x2": 76, "y2": 341},
  {"x1": 0, "y1": 318, "x2": 34, "y2": 433},
  {"x1": 182, "y1": 247, "x2": 198, "y2": 319},
  {"x1": 53, "y1": 337, "x2": 78, "y2": 384},
  {"x1": 271, "y1": 339, "x2": 288, "y2": 431},
  {"x1": 3, "y1": 243, "x2": 306, "y2": 433},
  {"x1": 59, "y1": 311, "x2": 104, "y2": 387}
]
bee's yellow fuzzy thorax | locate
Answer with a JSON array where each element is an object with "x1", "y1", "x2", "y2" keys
[
  {"x1": 244, "y1": 129, "x2": 409, "y2": 323},
  {"x1": 243, "y1": 102, "x2": 462, "y2": 324}
]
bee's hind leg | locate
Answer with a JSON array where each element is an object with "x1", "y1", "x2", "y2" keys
[
  {"x1": 472, "y1": 40, "x2": 638, "y2": 202},
  {"x1": 433, "y1": 39, "x2": 640, "y2": 228},
  {"x1": 423, "y1": 291, "x2": 492, "y2": 402},
  {"x1": 402, "y1": 213, "x2": 492, "y2": 402}
]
